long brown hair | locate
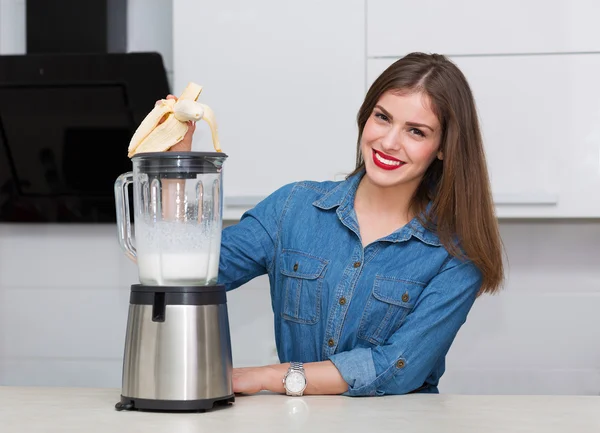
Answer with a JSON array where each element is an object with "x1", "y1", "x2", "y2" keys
[{"x1": 349, "y1": 52, "x2": 504, "y2": 295}]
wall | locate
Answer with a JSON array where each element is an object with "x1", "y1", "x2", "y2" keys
[
  {"x1": 1, "y1": 0, "x2": 599, "y2": 395},
  {"x1": 0, "y1": 0, "x2": 25, "y2": 54},
  {"x1": 0, "y1": 222, "x2": 278, "y2": 387},
  {"x1": 125, "y1": 0, "x2": 174, "y2": 87},
  {"x1": 446, "y1": 220, "x2": 600, "y2": 395}
]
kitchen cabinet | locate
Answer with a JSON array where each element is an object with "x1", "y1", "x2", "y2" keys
[
  {"x1": 367, "y1": 0, "x2": 600, "y2": 57},
  {"x1": 173, "y1": 0, "x2": 366, "y2": 220},
  {"x1": 173, "y1": 0, "x2": 600, "y2": 218},
  {"x1": 368, "y1": 53, "x2": 600, "y2": 217}
]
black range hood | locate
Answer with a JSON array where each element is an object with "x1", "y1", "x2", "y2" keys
[{"x1": 0, "y1": 52, "x2": 171, "y2": 223}]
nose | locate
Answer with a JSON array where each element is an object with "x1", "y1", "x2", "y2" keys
[{"x1": 379, "y1": 125, "x2": 402, "y2": 153}]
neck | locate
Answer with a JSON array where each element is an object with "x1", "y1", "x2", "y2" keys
[{"x1": 355, "y1": 174, "x2": 419, "y2": 221}]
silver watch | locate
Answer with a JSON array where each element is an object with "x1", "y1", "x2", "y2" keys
[{"x1": 283, "y1": 362, "x2": 307, "y2": 396}]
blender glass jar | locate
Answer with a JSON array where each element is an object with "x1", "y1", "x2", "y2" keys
[{"x1": 115, "y1": 152, "x2": 227, "y2": 286}]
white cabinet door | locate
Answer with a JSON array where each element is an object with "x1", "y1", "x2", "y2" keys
[
  {"x1": 173, "y1": 0, "x2": 366, "y2": 220},
  {"x1": 368, "y1": 54, "x2": 600, "y2": 218},
  {"x1": 367, "y1": 0, "x2": 600, "y2": 57}
]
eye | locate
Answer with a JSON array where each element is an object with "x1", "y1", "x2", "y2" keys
[
  {"x1": 374, "y1": 112, "x2": 389, "y2": 122},
  {"x1": 409, "y1": 128, "x2": 425, "y2": 137}
]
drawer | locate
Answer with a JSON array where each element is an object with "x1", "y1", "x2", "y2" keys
[{"x1": 367, "y1": 0, "x2": 600, "y2": 57}]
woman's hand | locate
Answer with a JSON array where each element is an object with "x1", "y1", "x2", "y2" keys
[
  {"x1": 233, "y1": 366, "x2": 281, "y2": 394},
  {"x1": 233, "y1": 366, "x2": 286, "y2": 394},
  {"x1": 157, "y1": 94, "x2": 196, "y2": 152}
]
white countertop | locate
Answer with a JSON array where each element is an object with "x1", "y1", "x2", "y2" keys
[{"x1": 1, "y1": 386, "x2": 599, "y2": 432}]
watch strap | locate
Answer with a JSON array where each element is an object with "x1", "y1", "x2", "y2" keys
[{"x1": 290, "y1": 361, "x2": 304, "y2": 372}]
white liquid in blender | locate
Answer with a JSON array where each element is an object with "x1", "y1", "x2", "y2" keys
[{"x1": 134, "y1": 220, "x2": 221, "y2": 286}]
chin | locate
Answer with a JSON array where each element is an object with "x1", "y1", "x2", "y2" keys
[{"x1": 364, "y1": 162, "x2": 411, "y2": 189}]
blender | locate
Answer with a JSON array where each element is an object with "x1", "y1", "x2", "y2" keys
[{"x1": 113, "y1": 151, "x2": 234, "y2": 412}]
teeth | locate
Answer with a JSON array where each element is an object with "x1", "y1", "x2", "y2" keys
[{"x1": 375, "y1": 151, "x2": 402, "y2": 166}]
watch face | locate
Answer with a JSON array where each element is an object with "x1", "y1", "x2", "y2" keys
[{"x1": 285, "y1": 371, "x2": 306, "y2": 393}]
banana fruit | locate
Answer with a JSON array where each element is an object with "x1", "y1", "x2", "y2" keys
[{"x1": 127, "y1": 81, "x2": 221, "y2": 157}]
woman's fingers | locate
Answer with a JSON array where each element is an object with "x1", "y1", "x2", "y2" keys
[
  {"x1": 168, "y1": 120, "x2": 195, "y2": 152},
  {"x1": 155, "y1": 94, "x2": 177, "y2": 104}
]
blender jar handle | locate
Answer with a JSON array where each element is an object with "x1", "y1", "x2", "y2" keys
[{"x1": 114, "y1": 171, "x2": 137, "y2": 263}]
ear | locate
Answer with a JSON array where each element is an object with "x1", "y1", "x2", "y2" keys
[{"x1": 436, "y1": 150, "x2": 444, "y2": 160}]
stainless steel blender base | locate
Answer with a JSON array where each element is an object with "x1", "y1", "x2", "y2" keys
[
  {"x1": 117, "y1": 285, "x2": 235, "y2": 412},
  {"x1": 115, "y1": 394, "x2": 235, "y2": 412}
]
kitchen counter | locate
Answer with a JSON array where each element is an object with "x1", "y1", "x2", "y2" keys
[{"x1": 0, "y1": 386, "x2": 598, "y2": 432}]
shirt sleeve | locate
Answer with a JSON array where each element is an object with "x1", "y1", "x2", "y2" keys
[
  {"x1": 217, "y1": 182, "x2": 296, "y2": 291},
  {"x1": 328, "y1": 260, "x2": 482, "y2": 396}
]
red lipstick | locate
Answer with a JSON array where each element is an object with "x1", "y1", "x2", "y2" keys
[{"x1": 372, "y1": 149, "x2": 405, "y2": 171}]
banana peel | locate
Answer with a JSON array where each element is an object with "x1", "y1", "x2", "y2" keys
[{"x1": 127, "y1": 81, "x2": 221, "y2": 157}]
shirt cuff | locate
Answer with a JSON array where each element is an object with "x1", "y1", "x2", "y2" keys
[{"x1": 328, "y1": 348, "x2": 377, "y2": 396}]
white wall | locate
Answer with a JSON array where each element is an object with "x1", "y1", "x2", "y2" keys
[
  {"x1": 0, "y1": 222, "x2": 278, "y2": 388},
  {"x1": 126, "y1": 0, "x2": 174, "y2": 87},
  {"x1": 0, "y1": 0, "x2": 25, "y2": 54},
  {"x1": 1, "y1": 1, "x2": 599, "y2": 395}
]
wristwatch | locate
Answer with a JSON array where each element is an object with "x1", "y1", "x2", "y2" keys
[{"x1": 283, "y1": 362, "x2": 307, "y2": 396}]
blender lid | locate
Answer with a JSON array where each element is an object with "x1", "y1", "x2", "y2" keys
[
  {"x1": 132, "y1": 151, "x2": 228, "y2": 176},
  {"x1": 132, "y1": 151, "x2": 228, "y2": 159}
]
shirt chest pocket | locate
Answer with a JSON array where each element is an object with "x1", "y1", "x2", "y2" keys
[
  {"x1": 280, "y1": 250, "x2": 329, "y2": 325},
  {"x1": 358, "y1": 276, "x2": 425, "y2": 346}
]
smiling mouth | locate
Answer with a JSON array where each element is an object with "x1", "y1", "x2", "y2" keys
[{"x1": 372, "y1": 149, "x2": 405, "y2": 170}]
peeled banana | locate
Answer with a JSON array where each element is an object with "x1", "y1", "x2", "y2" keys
[
  {"x1": 173, "y1": 100, "x2": 204, "y2": 122},
  {"x1": 127, "y1": 81, "x2": 221, "y2": 157}
]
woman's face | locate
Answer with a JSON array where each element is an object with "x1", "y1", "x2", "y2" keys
[{"x1": 360, "y1": 90, "x2": 443, "y2": 190}]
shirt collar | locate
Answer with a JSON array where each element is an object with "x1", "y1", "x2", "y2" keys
[
  {"x1": 312, "y1": 170, "x2": 363, "y2": 212},
  {"x1": 313, "y1": 170, "x2": 441, "y2": 247}
]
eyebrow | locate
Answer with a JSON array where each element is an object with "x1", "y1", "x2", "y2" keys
[
  {"x1": 406, "y1": 121, "x2": 435, "y2": 132},
  {"x1": 375, "y1": 104, "x2": 435, "y2": 132}
]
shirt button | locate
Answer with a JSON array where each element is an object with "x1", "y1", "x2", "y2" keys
[
  {"x1": 293, "y1": 263, "x2": 298, "y2": 271},
  {"x1": 328, "y1": 338, "x2": 335, "y2": 347},
  {"x1": 396, "y1": 359, "x2": 406, "y2": 369},
  {"x1": 353, "y1": 261, "x2": 361, "y2": 268},
  {"x1": 339, "y1": 297, "x2": 347, "y2": 305},
  {"x1": 402, "y1": 292, "x2": 409, "y2": 302}
]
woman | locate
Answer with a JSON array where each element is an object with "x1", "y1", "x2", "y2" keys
[{"x1": 170, "y1": 52, "x2": 504, "y2": 397}]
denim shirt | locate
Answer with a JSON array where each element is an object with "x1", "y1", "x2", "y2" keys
[{"x1": 218, "y1": 170, "x2": 482, "y2": 396}]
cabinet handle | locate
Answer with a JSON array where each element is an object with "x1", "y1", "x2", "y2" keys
[{"x1": 493, "y1": 193, "x2": 559, "y2": 205}]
